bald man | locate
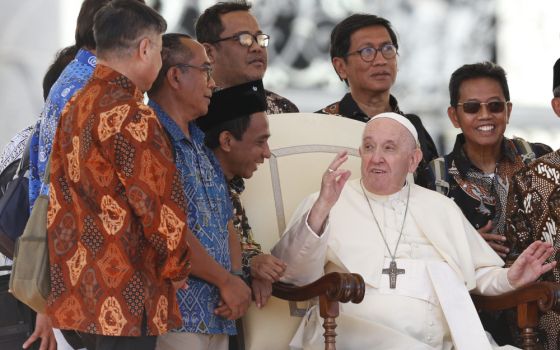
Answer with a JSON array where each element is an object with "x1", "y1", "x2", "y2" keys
[{"x1": 272, "y1": 113, "x2": 555, "y2": 350}]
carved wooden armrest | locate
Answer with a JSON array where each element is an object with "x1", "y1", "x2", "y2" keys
[
  {"x1": 272, "y1": 272, "x2": 365, "y2": 350},
  {"x1": 471, "y1": 282, "x2": 560, "y2": 350}
]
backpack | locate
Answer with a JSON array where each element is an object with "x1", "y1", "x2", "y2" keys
[
  {"x1": 429, "y1": 137, "x2": 536, "y2": 196},
  {"x1": 0, "y1": 134, "x2": 31, "y2": 259}
]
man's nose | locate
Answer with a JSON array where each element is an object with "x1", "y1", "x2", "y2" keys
[{"x1": 263, "y1": 142, "x2": 271, "y2": 159}]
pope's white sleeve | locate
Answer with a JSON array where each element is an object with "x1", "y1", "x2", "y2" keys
[
  {"x1": 271, "y1": 196, "x2": 330, "y2": 286},
  {"x1": 471, "y1": 266, "x2": 515, "y2": 296}
]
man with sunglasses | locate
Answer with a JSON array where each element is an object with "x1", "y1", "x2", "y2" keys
[
  {"x1": 146, "y1": 33, "x2": 251, "y2": 350},
  {"x1": 195, "y1": 1, "x2": 299, "y2": 115},
  {"x1": 422, "y1": 61, "x2": 552, "y2": 347},
  {"x1": 505, "y1": 58, "x2": 560, "y2": 350},
  {"x1": 319, "y1": 14, "x2": 438, "y2": 187}
]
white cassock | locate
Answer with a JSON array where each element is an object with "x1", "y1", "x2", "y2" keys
[{"x1": 272, "y1": 179, "x2": 519, "y2": 350}]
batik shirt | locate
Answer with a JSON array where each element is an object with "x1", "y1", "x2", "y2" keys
[
  {"x1": 0, "y1": 125, "x2": 33, "y2": 174},
  {"x1": 149, "y1": 100, "x2": 235, "y2": 335},
  {"x1": 424, "y1": 134, "x2": 551, "y2": 235},
  {"x1": 506, "y1": 150, "x2": 560, "y2": 350},
  {"x1": 47, "y1": 65, "x2": 191, "y2": 336},
  {"x1": 29, "y1": 48, "x2": 96, "y2": 211},
  {"x1": 265, "y1": 90, "x2": 299, "y2": 114},
  {"x1": 318, "y1": 93, "x2": 438, "y2": 187},
  {"x1": 229, "y1": 176, "x2": 263, "y2": 281}
]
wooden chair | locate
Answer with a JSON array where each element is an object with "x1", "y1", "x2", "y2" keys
[
  {"x1": 239, "y1": 113, "x2": 366, "y2": 350},
  {"x1": 473, "y1": 282, "x2": 560, "y2": 349}
]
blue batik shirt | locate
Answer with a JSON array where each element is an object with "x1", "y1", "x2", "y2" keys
[
  {"x1": 149, "y1": 100, "x2": 235, "y2": 335},
  {"x1": 29, "y1": 48, "x2": 96, "y2": 210}
]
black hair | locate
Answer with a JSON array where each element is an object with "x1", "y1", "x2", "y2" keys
[
  {"x1": 449, "y1": 61, "x2": 510, "y2": 106},
  {"x1": 195, "y1": 1, "x2": 252, "y2": 44}
]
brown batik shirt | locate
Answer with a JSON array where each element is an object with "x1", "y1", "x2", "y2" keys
[
  {"x1": 506, "y1": 150, "x2": 560, "y2": 350},
  {"x1": 47, "y1": 65, "x2": 192, "y2": 336}
]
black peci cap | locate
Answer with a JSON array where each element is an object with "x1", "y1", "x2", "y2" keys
[{"x1": 197, "y1": 80, "x2": 266, "y2": 132}]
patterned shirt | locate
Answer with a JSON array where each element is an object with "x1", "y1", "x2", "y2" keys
[
  {"x1": 47, "y1": 65, "x2": 191, "y2": 336},
  {"x1": 318, "y1": 93, "x2": 438, "y2": 187},
  {"x1": 149, "y1": 100, "x2": 235, "y2": 335},
  {"x1": 506, "y1": 150, "x2": 560, "y2": 350},
  {"x1": 0, "y1": 124, "x2": 34, "y2": 174},
  {"x1": 29, "y1": 48, "x2": 96, "y2": 211},
  {"x1": 229, "y1": 177, "x2": 263, "y2": 281},
  {"x1": 424, "y1": 134, "x2": 551, "y2": 235},
  {"x1": 265, "y1": 90, "x2": 299, "y2": 114}
]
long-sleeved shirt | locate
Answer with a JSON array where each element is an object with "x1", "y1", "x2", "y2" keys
[{"x1": 47, "y1": 64, "x2": 191, "y2": 336}]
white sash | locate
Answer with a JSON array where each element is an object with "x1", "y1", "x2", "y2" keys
[{"x1": 427, "y1": 261, "x2": 493, "y2": 350}]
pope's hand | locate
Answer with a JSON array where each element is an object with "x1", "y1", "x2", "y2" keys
[
  {"x1": 507, "y1": 240, "x2": 556, "y2": 289},
  {"x1": 307, "y1": 151, "x2": 352, "y2": 234}
]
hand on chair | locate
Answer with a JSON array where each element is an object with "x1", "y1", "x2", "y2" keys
[{"x1": 250, "y1": 254, "x2": 286, "y2": 282}]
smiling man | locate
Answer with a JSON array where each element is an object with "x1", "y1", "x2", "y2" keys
[
  {"x1": 195, "y1": 1, "x2": 299, "y2": 114},
  {"x1": 422, "y1": 61, "x2": 552, "y2": 347},
  {"x1": 272, "y1": 112, "x2": 555, "y2": 350},
  {"x1": 318, "y1": 14, "x2": 438, "y2": 187}
]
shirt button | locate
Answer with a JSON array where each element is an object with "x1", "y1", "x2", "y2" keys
[
  {"x1": 429, "y1": 321, "x2": 434, "y2": 326},
  {"x1": 427, "y1": 335, "x2": 432, "y2": 341}
]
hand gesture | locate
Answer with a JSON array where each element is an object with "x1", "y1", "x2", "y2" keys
[
  {"x1": 477, "y1": 220, "x2": 509, "y2": 258},
  {"x1": 250, "y1": 254, "x2": 287, "y2": 282},
  {"x1": 507, "y1": 241, "x2": 556, "y2": 289},
  {"x1": 308, "y1": 151, "x2": 352, "y2": 233}
]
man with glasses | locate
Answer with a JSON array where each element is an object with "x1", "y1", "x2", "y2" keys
[
  {"x1": 422, "y1": 61, "x2": 552, "y2": 347},
  {"x1": 147, "y1": 33, "x2": 251, "y2": 350},
  {"x1": 319, "y1": 14, "x2": 438, "y2": 187},
  {"x1": 505, "y1": 58, "x2": 560, "y2": 350},
  {"x1": 195, "y1": 1, "x2": 299, "y2": 114}
]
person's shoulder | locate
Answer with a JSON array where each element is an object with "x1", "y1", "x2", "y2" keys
[
  {"x1": 265, "y1": 89, "x2": 299, "y2": 114},
  {"x1": 317, "y1": 100, "x2": 342, "y2": 115}
]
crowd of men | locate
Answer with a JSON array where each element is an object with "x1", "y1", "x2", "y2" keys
[{"x1": 1, "y1": 0, "x2": 560, "y2": 349}]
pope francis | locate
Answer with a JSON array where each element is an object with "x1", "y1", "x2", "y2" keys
[{"x1": 271, "y1": 112, "x2": 556, "y2": 350}]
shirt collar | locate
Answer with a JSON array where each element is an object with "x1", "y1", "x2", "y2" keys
[
  {"x1": 148, "y1": 100, "x2": 206, "y2": 145},
  {"x1": 93, "y1": 64, "x2": 143, "y2": 102},
  {"x1": 449, "y1": 133, "x2": 515, "y2": 175},
  {"x1": 75, "y1": 48, "x2": 97, "y2": 69},
  {"x1": 338, "y1": 93, "x2": 403, "y2": 121},
  {"x1": 229, "y1": 176, "x2": 245, "y2": 194}
]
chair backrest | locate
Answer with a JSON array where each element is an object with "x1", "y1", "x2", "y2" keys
[{"x1": 240, "y1": 113, "x2": 364, "y2": 349}]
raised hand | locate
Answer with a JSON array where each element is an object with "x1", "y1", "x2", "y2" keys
[
  {"x1": 507, "y1": 240, "x2": 556, "y2": 289},
  {"x1": 307, "y1": 151, "x2": 352, "y2": 234}
]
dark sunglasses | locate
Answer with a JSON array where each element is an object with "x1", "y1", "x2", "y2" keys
[{"x1": 456, "y1": 101, "x2": 508, "y2": 114}]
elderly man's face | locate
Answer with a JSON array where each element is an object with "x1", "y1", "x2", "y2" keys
[
  {"x1": 210, "y1": 11, "x2": 267, "y2": 87},
  {"x1": 359, "y1": 119, "x2": 421, "y2": 195},
  {"x1": 333, "y1": 25, "x2": 397, "y2": 96}
]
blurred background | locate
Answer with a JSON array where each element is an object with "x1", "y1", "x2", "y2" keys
[{"x1": 1, "y1": 0, "x2": 559, "y2": 154}]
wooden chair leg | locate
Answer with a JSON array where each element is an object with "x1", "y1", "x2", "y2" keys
[
  {"x1": 520, "y1": 327, "x2": 539, "y2": 350},
  {"x1": 320, "y1": 296, "x2": 339, "y2": 350}
]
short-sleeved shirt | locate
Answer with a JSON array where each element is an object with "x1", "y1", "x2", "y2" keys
[
  {"x1": 47, "y1": 65, "x2": 191, "y2": 336},
  {"x1": 149, "y1": 100, "x2": 235, "y2": 335},
  {"x1": 29, "y1": 48, "x2": 96, "y2": 211}
]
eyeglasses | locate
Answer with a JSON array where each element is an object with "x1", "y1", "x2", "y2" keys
[
  {"x1": 345, "y1": 44, "x2": 397, "y2": 62},
  {"x1": 211, "y1": 32, "x2": 270, "y2": 48},
  {"x1": 456, "y1": 100, "x2": 509, "y2": 114},
  {"x1": 174, "y1": 63, "x2": 213, "y2": 82}
]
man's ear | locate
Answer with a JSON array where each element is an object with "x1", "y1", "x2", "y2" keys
[
  {"x1": 166, "y1": 67, "x2": 181, "y2": 89},
  {"x1": 203, "y1": 43, "x2": 216, "y2": 64},
  {"x1": 552, "y1": 97, "x2": 560, "y2": 118},
  {"x1": 409, "y1": 147, "x2": 423, "y2": 173},
  {"x1": 447, "y1": 106, "x2": 461, "y2": 129},
  {"x1": 332, "y1": 57, "x2": 347, "y2": 81},
  {"x1": 219, "y1": 130, "x2": 233, "y2": 152},
  {"x1": 138, "y1": 37, "x2": 151, "y2": 61}
]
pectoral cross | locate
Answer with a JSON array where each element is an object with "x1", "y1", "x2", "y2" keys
[{"x1": 382, "y1": 260, "x2": 405, "y2": 289}]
